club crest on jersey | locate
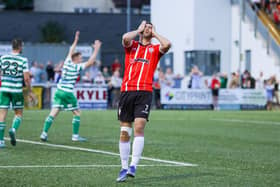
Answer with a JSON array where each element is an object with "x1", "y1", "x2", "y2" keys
[{"x1": 149, "y1": 48, "x2": 154, "y2": 53}]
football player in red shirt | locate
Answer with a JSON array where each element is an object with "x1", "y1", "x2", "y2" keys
[
  {"x1": 211, "y1": 73, "x2": 221, "y2": 110},
  {"x1": 116, "y1": 20, "x2": 171, "y2": 182}
]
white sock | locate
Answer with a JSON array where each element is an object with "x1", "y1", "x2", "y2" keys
[
  {"x1": 119, "y1": 141, "x2": 130, "y2": 169},
  {"x1": 130, "y1": 136, "x2": 144, "y2": 167},
  {"x1": 72, "y1": 134, "x2": 79, "y2": 138},
  {"x1": 42, "y1": 131, "x2": 47, "y2": 136}
]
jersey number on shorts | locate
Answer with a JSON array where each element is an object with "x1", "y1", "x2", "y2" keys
[{"x1": 2, "y1": 61, "x2": 19, "y2": 76}]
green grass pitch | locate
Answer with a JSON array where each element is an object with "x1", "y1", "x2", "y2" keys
[{"x1": 0, "y1": 110, "x2": 279, "y2": 186}]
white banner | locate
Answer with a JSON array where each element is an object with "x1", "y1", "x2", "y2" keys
[
  {"x1": 51, "y1": 86, "x2": 107, "y2": 109},
  {"x1": 161, "y1": 88, "x2": 266, "y2": 105}
]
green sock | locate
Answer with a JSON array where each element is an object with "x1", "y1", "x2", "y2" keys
[
  {"x1": 0, "y1": 122, "x2": 6, "y2": 141},
  {"x1": 43, "y1": 116, "x2": 54, "y2": 133},
  {"x1": 12, "y1": 116, "x2": 22, "y2": 131},
  {"x1": 72, "y1": 116, "x2": 80, "y2": 135}
]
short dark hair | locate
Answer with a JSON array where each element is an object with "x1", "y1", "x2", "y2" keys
[
  {"x1": 71, "y1": 52, "x2": 82, "y2": 60},
  {"x1": 146, "y1": 22, "x2": 153, "y2": 26},
  {"x1": 12, "y1": 38, "x2": 23, "y2": 50}
]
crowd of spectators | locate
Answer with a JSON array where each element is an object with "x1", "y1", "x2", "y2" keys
[
  {"x1": 27, "y1": 57, "x2": 280, "y2": 110},
  {"x1": 152, "y1": 65, "x2": 280, "y2": 110},
  {"x1": 251, "y1": 0, "x2": 280, "y2": 26}
]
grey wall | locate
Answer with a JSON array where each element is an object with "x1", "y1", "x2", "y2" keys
[{"x1": 0, "y1": 11, "x2": 149, "y2": 66}]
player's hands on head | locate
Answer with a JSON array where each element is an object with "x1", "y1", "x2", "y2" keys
[
  {"x1": 92, "y1": 40, "x2": 102, "y2": 50},
  {"x1": 137, "y1": 20, "x2": 146, "y2": 34}
]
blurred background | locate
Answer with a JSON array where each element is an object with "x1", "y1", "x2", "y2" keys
[{"x1": 0, "y1": 0, "x2": 279, "y2": 111}]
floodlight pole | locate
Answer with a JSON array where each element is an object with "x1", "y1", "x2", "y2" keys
[{"x1": 126, "y1": 0, "x2": 131, "y2": 32}]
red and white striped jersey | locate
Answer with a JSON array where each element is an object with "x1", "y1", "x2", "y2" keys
[{"x1": 121, "y1": 40, "x2": 163, "y2": 92}]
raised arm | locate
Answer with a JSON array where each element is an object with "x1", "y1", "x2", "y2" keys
[
  {"x1": 152, "y1": 26, "x2": 171, "y2": 54},
  {"x1": 66, "y1": 31, "x2": 80, "y2": 59},
  {"x1": 84, "y1": 40, "x2": 102, "y2": 69},
  {"x1": 122, "y1": 20, "x2": 146, "y2": 47}
]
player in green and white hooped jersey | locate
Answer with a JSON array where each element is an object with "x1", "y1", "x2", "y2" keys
[
  {"x1": 40, "y1": 31, "x2": 102, "y2": 142},
  {"x1": 0, "y1": 39, "x2": 34, "y2": 148}
]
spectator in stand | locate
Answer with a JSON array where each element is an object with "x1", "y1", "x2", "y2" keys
[
  {"x1": 109, "y1": 70, "x2": 122, "y2": 108},
  {"x1": 272, "y1": 5, "x2": 280, "y2": 25},
  {"x1": 248, "y1": 72, "x2": 256, "y2": 89},
  {"x1": 277, "y1": 1, "x2": 280, "y2": 23},
  {"x1": 111, "y1": 58, "x2": 122, "y2": 73},
  {"x1": 39, "y1": 63, "x2": 45, "y2": 83},
  {"x1": 89, "y1": 60, "x2": 101, "y2": 82},
  {"x1": 211, "y1": 73, "x2": 221, "y2": 110},
  {"x1": 54, "y1": 61, "x2": 64, "y2": 83},
  {"x1": 153, "y1": 67, "x2": 160, "y2": 81},
  {"x1": 241, "y1": 70, "x2": 249, "y2": 88},
  {"x1": 256, "y1": 71, "x2": 265, "y2": 89},
  {"x1": 265, "y1": 78, "x2": 274, "y2": 110},
  {"x1": 204, "y1": 78, "x2": 210, "y2": 89},
  {"x1": 259, "y1": 0, "x2": 280, "y2": 25},
  {"x1": 219, "y1": 73, "x2": 228, "y2": 89},
  {"x1": 173, "y1": 74, "x2": 183, "y2": 88},
  {"x1": 76, "y1": 75, "x2": 81, "y2": 83},
  {"x1": 102, "y1": 66, "x2": 111, "y2": 84},
  {"x1": 82, "y1": 71, "x2": 92, "y2": 84},
  {"x1": 264, "y1": 0, "x2": 271, "y2": 13},
  {"x1": 251, "y1": 0, "x2": 261, "y2": 9},
  {"x1": 94, "y1": 71, "x2": 106, "y2": 85},
  {"x1": 30, "y1": 61, "x2": 41, "y2": 83},
  {"x1": 152, "y1": 68, "x2": 162, "y2": 109},
  {"x1": 241, "y1": 70, "x2": 255, "y2": 89},
  {"x1": 158, "y1": 69, "x2": 172, "y2": 88},
  {"x1": 46, "y1": 61, "x2": 55, "y2": 82},
  {"x1": 229, "y1": 72, "x2": 240, "y2": 89},
  {"x1": 271, "y1": 75, "x2": 279, "y2": 104},
  {"x1": 190, "y1": 65, "x2": 203, "y2": 89},
  {"x1": 165, "y1": 67, "x2": 175, "y2": 88},
  {"x1": 101, "y1": 66, "x2": 112, "y2": 107}
]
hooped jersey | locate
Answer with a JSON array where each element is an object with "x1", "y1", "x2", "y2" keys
[
  {"x1": 0, "y1": 53, "x2": 29, "y2": 93},
  {"x1": 57, "y1": 58, "x2": 86, "y2": 93}
]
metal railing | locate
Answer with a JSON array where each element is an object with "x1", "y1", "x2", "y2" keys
[{"x1": 243, "y1": 0, "x2": 280, "y2": 60}]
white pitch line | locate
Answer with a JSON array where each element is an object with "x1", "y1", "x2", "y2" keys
[
  {"x1": 4, "y1": 138, "x2": 197, "y2": 167},
  {"x1": 211, "y1": 118, "x2": 280, "y2": 126},
  {"x1": 0, "y1": 164, "x2": 187, "y2": 169}
]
